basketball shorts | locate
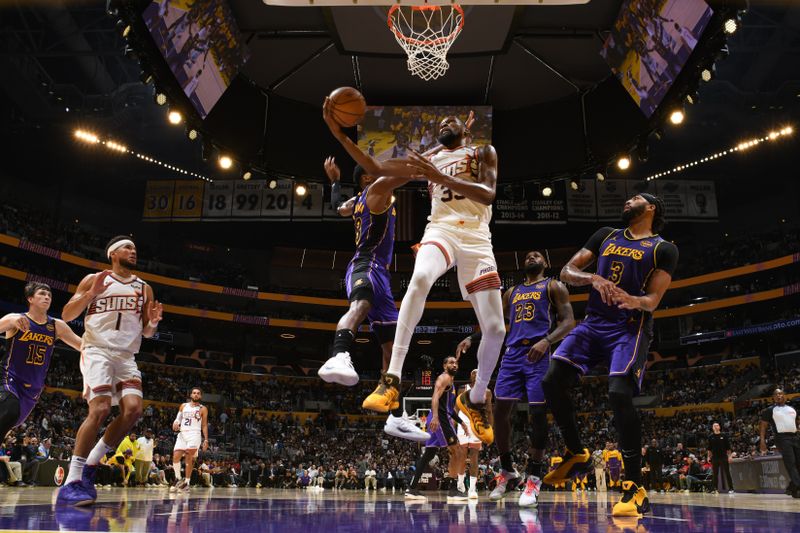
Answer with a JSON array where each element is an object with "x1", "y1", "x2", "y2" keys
[
  {"x1": 494, "y1": 343, "x2": 550, "y2": 404},
  {"x1": 80, "y1": 345, "x2": 143, "y2": 406},
  {"x1": 456, "y1": 411, "x2": 482, "y2": 448},
  {"x1": 552, "y1": 314, "x2": 652, "y2": 391},
  {"x1": 420, "y1": 222, "x2": 500, "y2": 300},
  {"x1": 345, "y1": 258, "x2": 398, "y2": 344},
  {"x1": 426, "y1": 416, "x2": 458, "y2": 448},
  {"x1": 174, "y1": 432, "x2": 202, "y2": 451},
  {"x1": 0, "y1": 383, "x2": 38, "y2": 427}
]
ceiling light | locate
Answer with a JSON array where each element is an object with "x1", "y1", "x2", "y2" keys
[
  {"x1": 268, "y1": 179, "x2": 278, "y2": 190},
  {"x1": 569, "y1": 180, "x2": 579, "y2": 191},
  {"x1": 155, "y1": 92, "x2": 167, "y2": 106},
  {"x1": 617, "y1": 156, "x2": 631, "y2": 170},
  {"x1": 279, "y1": 333, "x2": 296, "y2": 339},
  {"x1": 724, "y1": 18, "x2": 738, "y2": 35},
  {"x1": 596, "y1": 172, "x2": 605, "y2": 182},
  {"x1": 700, "y1": 68, "x2": 713, "y2": 82},
  {"x1": 295, "y1": 183, "x2": 307, "y2": 196},
  {"x1": 187, "y1": 128, "x2": 198, "y2": 141},
  {"x1": 669, "y1": 110, "x2": 685, "y2": 125},
  {"x1": 355, "y1": 338, "x2": 370, "y2": 344},
  {"x1": 168, "y1": 110, "x2": 182, "y2": 125},
  {"x1": 541, "y1": 185, "x2": 553, "y2": 197},
  {"x1": 218, "y1": 155, "x2": 233, "y2": 170},
  {"x1": 417, "y1": 339, "x2": 432, "y2": 345}
]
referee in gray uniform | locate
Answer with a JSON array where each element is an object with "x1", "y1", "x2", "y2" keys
[{"x1": 759, "y1": 388, "x2": 800, "y2": 498}]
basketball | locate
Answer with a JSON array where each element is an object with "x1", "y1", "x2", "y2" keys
[{"x1": 328, "y1": 86, "x2": 367, "y2": 128}]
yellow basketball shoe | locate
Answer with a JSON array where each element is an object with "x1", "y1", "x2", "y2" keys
[
  {"x1": 362, "y1": 373, "x2": 400, "y2": 413},
  {"x1": 455, "y1": 391, "x2": 494, "y2": 445},
  {"x1": 542, "y1": 448, "x2": 591, "y2": 486},
  {"x1": 612, "y1": 481, "x2": 651, "y2": 517}
]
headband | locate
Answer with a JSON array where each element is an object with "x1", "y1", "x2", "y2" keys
[
  {"x1": 639, "y1": 193, "x2": 664, "y2": 217},
  {"x1": 107, "y1": 239, "x2": 135, "y2": 259}
]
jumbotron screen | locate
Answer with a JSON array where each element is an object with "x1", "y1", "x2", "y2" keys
[
  {"x1": 601, "y1": 0, "x2": 713, "y2": 117},
  {"x1": 357, "y1": 106, "x2": 492, "y2": 162},
  {"x1": 143, "y1": 0, "x2": 250, "y2": 119}
]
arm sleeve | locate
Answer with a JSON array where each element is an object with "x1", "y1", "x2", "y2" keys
[
  {"x1": 655, "y1": 241, "x2": 679, "y2": 276},
  {"x1": 174, "y1": 406, "x2": 183, "y2": 424},
  {"x1": 330, "y1": 181, "x2": 342, "y2": 211},
  {"x1": 582, "y1": 227, "x2": 617, "y2": 255}
]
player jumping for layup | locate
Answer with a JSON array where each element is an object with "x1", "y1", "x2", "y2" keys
[
  {"x1": 457, "y1": 250, "x2": 575, "y2": 506},
  {"x1": 171, "y1": 387, "x2": 208, "y2": 493},
  {"x1": 541, "y1": 194, "x2": 678, "y2": 517},
  {"x1": 57, "y1": 236, "x2": 163, "y2": 506},
  {"x1": 323, "y1": 101, "x2": 503, "y2": 446}
]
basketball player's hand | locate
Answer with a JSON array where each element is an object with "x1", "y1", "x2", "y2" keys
[
  {"x1": 591, "y1": 274, "x2": 619, "y2": 306},
  {"x1": 406, "y1": 151, "x2": 446, "y2": 184},
  {"x1": 322, "y1": 97, "x2": 344, "y2": 137},
  {"x1": 13, "y1": 314, "x2": 30, "y2": 332},
  {"x1": 611, "y1": 289, "x2": 640, "y2": 310},
  {"x1": 323, "y1": 156, "x2": 341, "y2": 183},
  {"x1": 202, "y1": 439, "x2": 209, "y2": 452},
  {"x1": 527, "y1": 339, "x2": 550, "y2": 363},
  {"x1": 465, "y1": 110, "x2": 476, "y2": 131},
  {"x1": 173, "y1": 421, "x2": 180, "y2": 432},
  {"x1": 148, "y1": 300, "x2": 164, "y2": 325},
  {"x1": 428, "y1": 416, "x2": 440, "y2": 433},
  {"x1": 455, "y1": 337, "x2": 472, "y2": 360},
  {"x1": 89, "y1": 270, "x2": 112, "y2": 297}
]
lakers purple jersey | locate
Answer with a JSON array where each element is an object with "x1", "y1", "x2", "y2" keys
[
  {"x1": 2, "y1": 315, "x2": 56, "y2": 398},
  {"x1": 351, "y1": 185, "x2": 396, "y2": 268},
  {"x1": 587, "y1": 229, "x2": 665, "y2": 324},
  {"x1": 506, "y1": 278, "x2": 555, "y2": 347}
]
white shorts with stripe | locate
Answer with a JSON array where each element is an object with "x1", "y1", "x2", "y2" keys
[
  {"x1": 80, "y1": 345, "x2": 142, "y2": 406},
  {"x1": 420, "y1": 221, "x2": 500, "y2": 300},
  {"x1": 174, "y1": 432, "x2": 202, "y2": 451}
]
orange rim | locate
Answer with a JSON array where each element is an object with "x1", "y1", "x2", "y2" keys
[{"x1": 387, "y1": 4, "x2": 465, "y2": 47}]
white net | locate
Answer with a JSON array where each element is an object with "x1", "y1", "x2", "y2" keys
[{"x1": 387, "y1": 5, "x2": 464, "y2": 81}]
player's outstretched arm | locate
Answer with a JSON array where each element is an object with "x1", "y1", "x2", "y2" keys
[
  {"x1": 54, "y1": 319, "x2": 83, "y2": 351},
  {"x1": 62, "y1": 271, "x2": 110, "y2": 322},
  {"x1": 324, "y1": 156, "x2": 357, "y2": 217},
  {"x1": 0, "y1": 313, "x2": 29, "y2": 335},
  {"x1": 365, "y1": 176, "x2": 415, "y2": 212},
  {"x1": 323, "y1": 98, "x2": 418, "y2": 179}
]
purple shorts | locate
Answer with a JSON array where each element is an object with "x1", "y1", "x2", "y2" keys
[
  {"x1": 425, "y1": 418, "x2": 458, "y2": 448},
  {"x1": 494, "y1": 344, "x2": 549, "y2": 404},
  {"x1": 345, "y1": 259, "x2": 398, "y2": 344},
  {"x1": 2, "y1": 382, "x2": 39, "y2": 426},
  {"x1": 552, "y1": 314, "x2": 652, "y2": 390}
]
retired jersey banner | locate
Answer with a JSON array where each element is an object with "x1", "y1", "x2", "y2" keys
[{"x1": 596, "y1": 180, "x2": 629, "y2": 220}]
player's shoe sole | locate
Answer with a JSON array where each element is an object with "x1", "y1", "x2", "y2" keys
[
  {"x1": 542, "y1": 448, "x2": 591, "y2": 486},
  {"x1": 455, "y1": 391, "x2": 493, "y2": 445}
]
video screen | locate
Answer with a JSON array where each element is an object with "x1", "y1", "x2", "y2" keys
[
  {"x1": 357, "y1": 106, "x2": 492, "y2": 161},
  {"x1": 143, "y1": 0, "x2": 250, "y2": 119},
  {"x1": 601, "y1": 0, "x2": 713, "y2": 117}
]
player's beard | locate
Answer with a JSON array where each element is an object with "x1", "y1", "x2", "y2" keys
[
  {"x1": 438, "y1": 130, "x2": 459, "y2": 148},
  {"x1": 621, "y1": 203, "x2": 647, "y2": 226},
  {"x1": 119, "y1": 258, "x2": 137, "y2": 269},
  {"x1": 446, "y1": 368, "x2": 457, "y2": 377},
  {"x1": 524, "y1": 263, "x2": 545, "y2": 277}
]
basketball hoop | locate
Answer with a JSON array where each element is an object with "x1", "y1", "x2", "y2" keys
[{"x1": 387, "y1": 4, "x2": 465, "y2": 81}]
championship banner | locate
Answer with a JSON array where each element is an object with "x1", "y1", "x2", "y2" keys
[
  {"x1": 142, "y1": 180, "x2": 175, "y2": 220},
  {"x1": 495, "y1": 183, "x2": 567, "y2": 224},
  {"x1": 566, "y1": 179, "x2": 597, "y2": 220},
  {"x1": 654, "y1": 180, "x2": 689, "y2": 218},
  {"x1": 596, "y1": 180, "x2": 629, "y2": 220}
]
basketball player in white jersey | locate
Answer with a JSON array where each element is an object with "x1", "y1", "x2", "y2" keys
[
  {"x1": 456, "y1": 369, "x2": 490, "y2": 499},
  {"x1": 57, "y1": 236, "x2": 162, "y2": 506},
  {"x1": 323, "y1": 101, "x2": 504, "y2": 446},
  {"x1": 170, "y1": 387, "x2": 209, "y2": 492}
]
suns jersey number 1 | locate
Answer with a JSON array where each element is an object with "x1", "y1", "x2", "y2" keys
[
  {"x1": 427, "y1": 146, "x2": 492, "y2": 226},
  {"x1": 83, "y1": 274, "x2": 146, "y2": 354}
]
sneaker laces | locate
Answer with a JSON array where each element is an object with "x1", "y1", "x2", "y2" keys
[{"x1": 338, "y1": 353, "x2": 355, "y2": 370}]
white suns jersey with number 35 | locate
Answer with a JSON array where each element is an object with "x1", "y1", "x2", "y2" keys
[
  {"x1": 179, "y1": 403, "x2": 204, "y2": 434},
  {"x1": 83, "y1": 274, "x2": 146, "y2": 354},
  {"x1": 427, "y1": 145, "x2": 492, "y2": 226}
]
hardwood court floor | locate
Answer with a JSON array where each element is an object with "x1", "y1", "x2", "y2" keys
[{"x1": 1, "y1": 486, "x2": 799, "y2": 532}]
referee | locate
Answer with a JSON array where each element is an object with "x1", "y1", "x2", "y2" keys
[
  {"x1": 759, "y1": 388, "x2": 800, "y2": 498},
  {"x1": 707, "y1": 422, "x2": 734, "y2": 493}
]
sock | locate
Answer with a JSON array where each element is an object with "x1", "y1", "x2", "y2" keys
[
  {"x1": 331, "y1": 329, "x2": 355, "y2": 357},
  {"x1": 499, "y1": 452, "x2": 514, "y2": 473},
  {"x1": 457, "y1": 473, "x2": 465, "y2": 489},
  {"x1": 387, "y1": 244, "x2": 448, "y2": 379},
  {"x1": 621, "y1": 449, "x2": 642, "y2": 486},
  {"x1": 526, "y1": 460, "x2": 546, "y2": 479},
  {"x1": 173, "y1": 463, "x2": 182, "y2": 480},
  {"x1": 86, "y1": 438, "x2": 114, "y2": 466},
  {"x1": 469, "y1": 476, "x2": 477, "y2": 491},
  {"x1": 467, "y1": 290, "x2": 505, "y2": 404},
  {"x1": 65, "y1": 456, "x2": 86, "y2": 484}
]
